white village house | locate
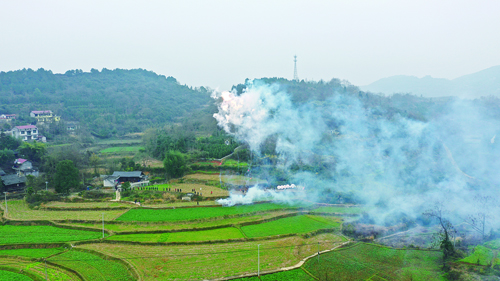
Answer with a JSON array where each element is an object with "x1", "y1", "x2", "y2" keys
[{"x1": 11, "y1": 125, "x2": 46, "y2": 142}]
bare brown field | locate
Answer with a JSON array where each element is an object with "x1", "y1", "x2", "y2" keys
[
  {"x1": 185, "y1": 173, "x2": 268, "y2": 186},
  {"x1": 43, "y1": 201, "x2": 130, "y2": 209},
  {"x1": 141, "y1": 200, "x2": 218, "y2": 208},
  {"x1": 3, "y1": 201, "x2": 128, "y2": 221},
  {"x1": 78, "y1": 233, "x2": 345, "y2": 280},
  {"x1": 170, "y1": 183, "x2": 229, "y2": 197}
]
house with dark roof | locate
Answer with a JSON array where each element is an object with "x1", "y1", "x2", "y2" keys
[
  {"x1": 103, "y1": 171, "x2": 148, "y2": 188},
  {"x1": 0, "y1": 174, "x2": 26, "y2": 191}
]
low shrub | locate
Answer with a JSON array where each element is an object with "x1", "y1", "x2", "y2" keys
[
  {"x1": 25, "y1": 191, "x2": 61, "y2": 208},
  {"x1": 79, "y1": 190, "x2": 111, "y2": 200}
]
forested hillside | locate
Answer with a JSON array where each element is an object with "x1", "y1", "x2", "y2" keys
[{"x1": 0, "y1": 68, "x2": 213, "y2": 138}]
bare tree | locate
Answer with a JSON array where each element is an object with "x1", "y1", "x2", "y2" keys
[
  {"x1": 423, "y1": 202, "x2": 457, "y2": 262},
  {"x1": 465, "y1": 195, "x2": 495, "y2": 240}
]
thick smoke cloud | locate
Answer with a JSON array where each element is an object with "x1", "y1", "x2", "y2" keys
[{"x1": 212, "y1": 80, "x2": 500, "y2": 229}]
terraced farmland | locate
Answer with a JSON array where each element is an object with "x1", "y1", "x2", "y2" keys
[
  {"x1": 100, "y1": 146, "x2": 144, "y2": 154},
  {"x1": 0, "y1": 270, "x2": 33, "y2": 281},
  {"x1": 241, "y1": 215, "x2": 341, "y2": 237},
  {"x1": 116, "y1": 203, "x2": 300, "y2": 222},
  {"x1": 0, "y1": 258, "x2": 77, "y2": 280},
  {"x1": 0, "y1": 247, "x2": 65, "y2": 259},
  {"x1": 303, "y1": 243, "x2": 444, "y2": 280},
  {"x1": 48, "y1": 250, "x2": 136, "y2": 281},
  {"x1": 3, "y1": 200, "x2": 129, "y2": 221},
  {"x1": 108, "y1": 227, "x2": 245, "y2": 243},
  {"x1": 0, "y1": 225, "x2": 105, "y2": 244},
  {"x1": 232, "y1": 269, "x2": 315, "y2": 280},
  {"x1": 79, "y1": 233, "x2": 345, "y2": 280}
]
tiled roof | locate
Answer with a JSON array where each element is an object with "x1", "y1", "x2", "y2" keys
[
  {"x1": 31, "y1": 110, "x2": 52, "y2": 114},
  {"x1": 1, "y1": 174, "x2": 26, "y2": 186},
  {"x1": 111, "y1": 171, "x2": 143, "y2": 178},
  {"x1": 15, "y1": 125, "x2": 37, "y2": 130}
]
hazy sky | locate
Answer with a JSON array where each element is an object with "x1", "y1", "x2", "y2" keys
[{"x1": 1, "y1": 0, "x2": 499, "y2": 90}]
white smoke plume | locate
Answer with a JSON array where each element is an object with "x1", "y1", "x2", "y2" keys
[
  {"x1": 212, "y1": 80, "x2": 500, "y2": 229},
  {"x1": 216, "y1": 186, "x2": 302, "y2": 207}
]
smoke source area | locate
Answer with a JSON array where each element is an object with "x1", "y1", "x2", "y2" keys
[{"x1": 212, "y1": 79, "x2": 500, "y2": 229}]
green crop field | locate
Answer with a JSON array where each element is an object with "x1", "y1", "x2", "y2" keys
[
  {"x1": 78, "y1": 233, "x2": 344, "y2": 280},
  {"x1": 66, "y1": 210, "x2": 295, "y2": 232},
  {"x1": 0, "y1": 269, "x2": 33, "y2": 281},
  {"x1": 100, "y1": 146, "x2": 144, "y2": 153},
  {"x1": 116, "y1": 203, "x2": 300, "y2": 222},
  {"x1": 231, "y1": 269, "x2": 315, "y2": 280},
  {"x1": 241, "y1": 215, "x2": 340, "y2": 238},
  {"x1": 0, "y1": 258, "x2": 77, "y2": 281},
  {"x1": 261, "y1": 269, "x2": 315, "y2": 280},
  {"x1": 108, "y1": 227, "x2": 245, "y2": 243},
  {"x1": 49, "y1": 250, "x2": 135, "y2": 281},
  {"x1": 303, "y1": 243, "x2": 444, "y2": 280},
  {"x1": 0, "y1": 225, "x2": 105, "y2": 244},
  {"x1": 3, "y1": 200, "x2": 129, "y2": 221},
  {"x1": 0, "y1": 248, "x2": 65, "y2": 259}
]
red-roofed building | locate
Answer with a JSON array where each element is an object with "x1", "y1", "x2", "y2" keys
[
  {"x1": 12, "y1": 125, "x2": 38, "y2": 141},
  {"x1": 12, "y1": 158, "x2": 38, "y2": 177}
]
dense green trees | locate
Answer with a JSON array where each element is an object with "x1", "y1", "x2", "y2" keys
[
  {"x1": 18, "y1": 141, "x2": 46, "y2": 163},
  {"x1": 0, "y1": 68, "x2": 213, "y2": 138},
  {"x1": 54, "y1": 160, "x2": 79, "y2": 194},
  {"x1": 163, "y1": 150, "x2": 188, "y2": 179}
]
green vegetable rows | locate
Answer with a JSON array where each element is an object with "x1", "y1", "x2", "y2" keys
[
  {"x1": 49, "y1": 250, "x2": 135, "y2": 281},
  {"x1": 0, "y1": 225, "x2": 105, "y2": 244},
  {"x1": 116, "y1": 203, "x2": 298, "y2": 222}
]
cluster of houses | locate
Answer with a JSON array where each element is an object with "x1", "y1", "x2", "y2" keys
[
  {"x1": 0, "y1": 110, "x2": 80, "y2": 143},
  {"x1": 0, "y1": 158, "x2": 39, "y2": 191}
]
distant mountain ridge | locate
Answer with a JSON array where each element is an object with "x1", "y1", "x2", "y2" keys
[{"x1": 360, "y1": 65, "x2": 500, "y2": 98}]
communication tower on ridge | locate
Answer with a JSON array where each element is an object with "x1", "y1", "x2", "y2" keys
[{"x1": 293, "y1": 55, "x2": 299, "y2": 81}]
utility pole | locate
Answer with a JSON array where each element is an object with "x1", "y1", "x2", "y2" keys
[
  {"x1": 318, "y1": 242, "x2": 320, "y2": 263},
  {"x1": 3, "y1": 192, "x2": 7, "y2": 213},
  {"x1": 102, "y1": 213, "x2": 105, "y2": 238},
  {"x1": 293, "y1": 55, "x2": 299, "y2": 81},
  {"x1": 258, "y1": 244, "x2": 261, "y2": 277}
]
